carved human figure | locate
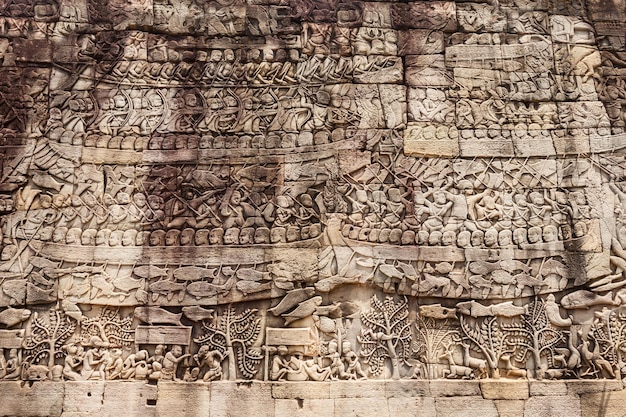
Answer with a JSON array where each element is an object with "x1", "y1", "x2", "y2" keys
[{"x1": 160, "y1": 345, "x2": 190, "y2": 381}]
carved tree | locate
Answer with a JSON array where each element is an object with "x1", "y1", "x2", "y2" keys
[
  {"x1": 413, "y1": 316, "x2": 459, "y2": 379},
  {"x1": 23, "y1": 310, "x2": 77, "y2": 374},
  {"x1": 504, "y1": 298, "x2": 564, "y2": 379},
  {"x1": 80, "y1": 307, "x2": 134, "y2": 347},
  {"x1": 359, "y1": 295, "x2": 411, "y2": 379},
  {"x1": 194, "y1": 306, "x2": 263, "y2": 380},
  {"x1": 459, "y1": 314, "x2": 510, "y2": 378}
]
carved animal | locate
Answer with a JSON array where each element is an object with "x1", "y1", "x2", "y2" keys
[
  {"x1": 181, "y1": 306, "x2": 214, "y2": 322},
  {"x1": 314, "y1": 275, "x2": 360, "y2": 293},
  {"x1": 419, "y1": 304, "x2": 457, "y2": 320},
  {"x1": 469, "y1": 261, "x2": 500, "y2": 275},
  {"x1": 490, "y1": 301, "x2": 527, "y2": 317},
  {"x1": 29, "y1": 257, "x2": 58, "y2": 270},
  {"x1": 499, "y1": 260, "x2": 531, "y2": 273},
  {"x1": 21, "y1": 363, "x2": 49, "y2": 381},
  {"x1": 173, "y1": 266, "x2": 217, "y2": 282},
  {"x1": 90, "y1": 275, "x2": 128, "y2": 301},
  {"x1": 457, "y1": 301, "x2": 492, "y2": 317},
  {"x1": 186, "y1": 276, "x2": 234, "y2": 299},
  {"x1": 544, "y1": 294, "x2": 573, "y2": 327},
  {"x1": 566, "y1": 332, "x2": 581, "y2": 370},
  {"x1": 26, "y1": 283, "x2": 55, "y2": 303},
  {"x1": 0, "y1": 307, "x2": 31, "y2": 327},
  {"x1": 460, "y1": 343, "x2": 488, "y2": 378},
  {"x1": 2, "y1": 280, "x2": 27, "y2": 305},
  {"x1": 134, "y1": 307, "x2": 183, "y2": 326},
  {"x1": 111, "y1": 275, "x2": 145, "y2": 293},
  {"x1": 134, "y1": 265, "x2": 168, "y2": 279},
  {"x1": 236, "y1": 268, "x2": 264, "y2": 282},
  {"x1": 61, "y1": 299, "x2": 82, "y2": 322},
  {"x1": 29, "y1": 271, "x2": 53, "y2": 287},
  {"x1": 314, "y1": 301, "x2": 360, "y2": 319},
  {"x1": 282, "y1": 296, "x2": 323, "y2": 325},
  {"x1": 32, "y1": 173, "x2": 62, "y2": 191},
  {"x1": 149, "y1": 279, "x2": 186, "y2": 302},
  {"x1": 313, "y1": 315, "x2": 336, "y2": 334},
  {"x1": 501, "y1": 353, "x2": 527, "y2": 379},
  {"x1": 236, "y1": 281, "x2": 272, "y2": 296},
  {"x1": 439, "y1": 349, "x2": 473, "y2": 379},
  {"x1": 560, "y1": 290, "x2": 616, "y2": 309},
  {"x1": 269, "y1": 288, "x2": 316, "y2": 316}
]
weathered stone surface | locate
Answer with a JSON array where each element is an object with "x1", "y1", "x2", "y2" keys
[
  {"x1": 272, "y1": 382, "x2": 331, "y2": 399},
  {"x1": 155, "y1": 381, "x2": 210, "y2": 416},
  {"x1": 102, "y1": 382, "x2": 157, "y2": 417},
  {"x1": 63, "y1": 381, "x2": 105, "y2": 414},
  {"x1": 523, "y1": 395, "x2": 582, "y2": 417},
  {"x1": 528, "y1": 381, "x2": 567, "y2": 397},
  {"x1": 210, "y1": 382, "x2": 274, "y2": 417},
  {"x1": 275, "y1": 399, "x2": 335, "y2": 417},
  {"x1": 430, "y1": 380, "x2": 482, "y2": 397},
  {"x1": 0, "y1": 382, "x2": 64, "y2": 417},
  {"x1": 494, "y1": 399, "x2": 525, "y2": 417},
  {"x1": 481, "y1": 380, "x2": 530, "y2": 400},
  {"x1": 580, "y1": 388, "x2": 626, "y2": 417},
  {"x1": 435, "y1": 396, "x2": 499, "y2": 417},
  {"x1": 334, "y1": 398, "x2": 390, "y2": 417}
]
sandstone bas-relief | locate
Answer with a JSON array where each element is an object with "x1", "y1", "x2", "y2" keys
[{"x1": 3, "y1": 0, "x2": 626, "y2": 396}]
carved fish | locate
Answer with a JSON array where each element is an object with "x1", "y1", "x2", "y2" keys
[
  {"x1": 134, "y1": 307, "x2": 183, "y2": 326},
  {"x1": 27, "y1": 283, "x2": 55, "y2": 303},
  {"x1": 0, "y1": 307, "x2": 31, "y2": 327},
  {"x1": 90, "y1": 275, "x2": 128, "y2": 301},
  {"x1": 29, "y1": 256, "x2": 58, "y2": 270},
  {"x1": 538, "y1": 259, "x2": 569, "y2": 276},
  {"x1": 186, "y1": 277, "x2": 233, "y2": 300},
  {"x1": 173, "y1": 266, "x2": 217, "y2": 282},
  {"x1": 236, "y1": 268, "x2": 264, "y2": 282},
  {"x1": 2, "y1": 280, "x2": 26, "y2": 305},
  {"x1": 111, "y1": 275, "x2": 145, "y2": 293},
  {"x1": 469, "y1": 261, "x2": 500, "y2": 275},
  {"x1": 314, "y1": 275, "x2": 360, "y2": 293},
  {"x1": 236, "y1": 281, "x2": 272, "y2": 296},
  {"x1": 135, "y1": 289, "x2": 149, "y2": 304},
  {"x1": 32, "y1": 173, "x2": 62, "y2": 191},
  {"x1": 149, "y1": 279, "x2": 186, "y2": 302},
  {"x1": 419, "y1": 304, "x2": 457, "y2": 320},
  {"x1": 490, "y1": 301, "x2": 526, "y2": 317},
  {"x1": 499, "y1": 260, "x2": 531, "y2": 273},
  {"x1": 134, "y1": 265, "x2": 168, "y2": 279},
  {"x1": 457, "y1": 300, "x2": 492, "y2": 317},
  {"x1": 513, "y1": 273, "x2": 543, "y2": 288},
  {"x1": 396, "y1": 262, "x2": 418, "y2": 280},
  {"x1": 315, "y1": 301, "x2": 360, "y2": 318},
  {"x1": 490, "y1": 270, "x2": 515, "y2": 285},
  {"x1": 29, "y1": 271, "x2": 53, "y2": 287},
  {"x1": 61, "y1": 299, "x2": 82, "y2": 322},
  {"x1": 282, "y1": 296, "x2": 323, "y2": 325},
  {"x1": 379, "y1": 264, "x2": 404, "y2": 279},
  {"x1": 269, "y1": 288, "x2": 316, "y2": 316},
  {"x1": 191, "y1": 170, "x2": 227, "y2": 189},
  {"x1": 182, "y1": 305, "x2": 214, "y2": 322},
  {"x1": 313, "y1": 315, "x2": 336, "y2": 334},
  {"x1": 560, "y1": 290, "x2": 616, "y2": 309}
]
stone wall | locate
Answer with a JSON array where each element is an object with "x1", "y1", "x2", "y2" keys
[
  {"x1": 2, "y1": 380, "x2": 626, "y2": 417},
  {"x1": 2, "y1": 0, "x2": 626, "y2": 415}
]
